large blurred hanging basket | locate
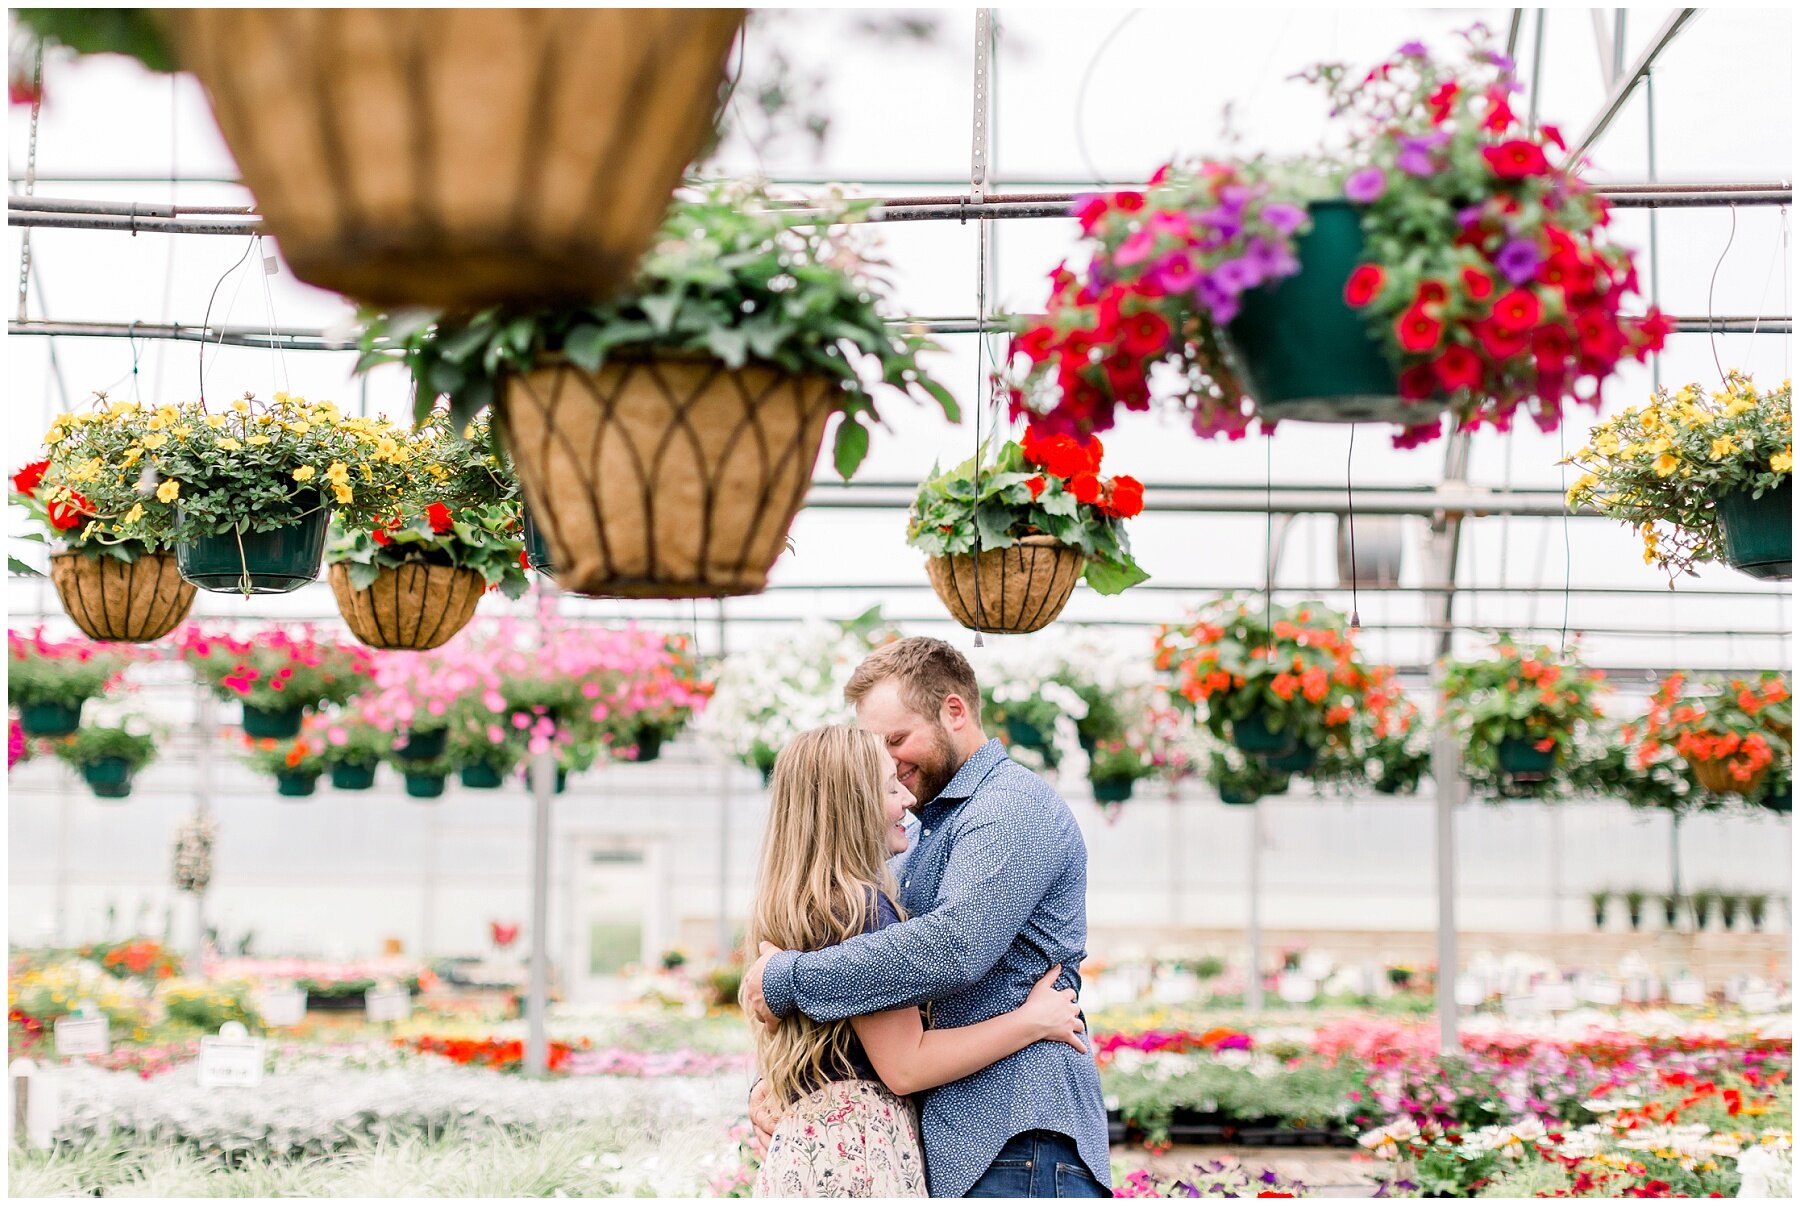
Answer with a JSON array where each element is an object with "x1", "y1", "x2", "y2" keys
[
  {"x1": 49, "y1": 551, "x2": 196, "y2": 643},
  {"x1": 164, "y1": 8, "x2": 743, "y2": 307},
  {"x1": 500, "y1": 351, "x2": 839, "y2": 599},
  {"x1": 1688, "y1": 753, "x2": 1770, "y2": 798},
  {"x1": 328, "y1": 562, "x2": 485, "y2": 651},
  {"x1": 926, "y1": 535, "x2": 1086, "y2": 635}
]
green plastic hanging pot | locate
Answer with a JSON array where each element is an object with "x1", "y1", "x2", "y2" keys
[
  {"x1": 329, "y1": 761, "x2": 378, "y2": 791},
  {"x1": 1497, "y1": 735, "x2": 1556, "y2": 778},
  {"x1": 395, "y1": 727, "x2": 449, "y2": 762},
  {"x1": 522, "y1": 505, "x2": 556, "y2": 575},
  {"x1": 1715, "y1": 480, "x2": 1792, "y2": 581},
  {"x1": 631, "y1": 728, "x2": 665, "y2": 763},
  {"x1": 276, "y1": 771, "x2": 319, "y2": 798},
  {"x1": 91, "y1": 779, "x2": 134, "y2": 800},
  {"x1": 1003, "y1": 715, "x2": 1052, "y2": 754},
  {"x1": 1231, "y1": 711, "x2": 1297, "y2": 757},
  {"x1": 1263, "y1": 742, "x2": 1320, "y2": 775},
  {"x1": 1218, "y1": 785, "x2": 1262, "y2": 806},
  {"x1": 242, "y1": 703, "x2": 305, "y2": 740},
  {"x1": 404, "y1": 772, "x2": 447, "y2": 800},
  {"x1": 1762, "y1": 786, "x2": 1792, "y2": 815},
  {"x1": 1091, "y1": 776, "x2": 1136, "y2": 804},
  {"x1": 459, "y1": 762, "x2": 506, "y2": 790},
  {"x1": 18, "y1": 700, "x2": 83, "y2": 738},
  {"x1": 176, "y1": 501, "x2": 331, "y2": 594},
  {"x1": 1224, "y1": 200, "x2": 1448, "y2": 427},
  {"x1": 81, "y1": 756, "x2": 134, "y2": 793}
]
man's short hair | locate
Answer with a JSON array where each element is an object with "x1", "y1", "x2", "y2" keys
[{"x1": 845, "y1": 636, "x2": 982, "y2": 724}]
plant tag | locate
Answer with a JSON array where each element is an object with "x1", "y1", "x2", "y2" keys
[
  {"x1": 365, "y1": 987, "x2": 411, "y2": 1022},
  {"x1": 1667, "y1": 978, "x2": 1707, "y2": 1006},
  {"x1": 1578, "y1": 979, "x2": 1623, "y2": 1006},
  {"x1": 1532, "y1": 981, "x2": 1578, "y2": 1011},
  {"x1": 1740, "y1": 987, "x2": 1779, "y2": 1013},
  {"x1": 258, "y1": 988, "x2": 306, "y2": 1027},
  {"x1": 52, "y1": 1014, "x2": 108, "y2": 1057},
  {"x1": 197, "y1": 1026, "x2": 265, "y2": 1089}
]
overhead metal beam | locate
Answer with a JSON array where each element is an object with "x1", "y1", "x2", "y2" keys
[{"x1": 1573, "y1": 8, "x2": 1700, "y2": 158}]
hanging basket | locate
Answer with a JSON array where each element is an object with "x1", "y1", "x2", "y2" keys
[
  {"x1": 164, "y1": 8, "x2": 743, "y2": 308},
  {"x1": 329, "y1": 762, "x2": 378, "y2": 791},
  {"x1": 1223, "y1": 200, "x2": 1449, "y2": 427},
  {"x1": 501, "y1": 352, "x2": 839, "y2": 598},
  {"x1": 1218, "y1": 785, "x2": 1262, "y2": 807},
  {"x1": 630, "y1": 728, "x2": 665, "y2": 763},
  {"x1": 49, "y1": 551, "x2": 196, "y2": 643},
  {"x1": 926, "y1": 535, "x2": 1086, "y2": 635},
  {"x1": 460, "y1": 762, "x2": 506, "y2": 790},
  {"x1": 404, "y1": 772, "x2": 448, "y2": 800},
  {"x1": 275, "y1": 771, "x2": 319, "y2": 798},
  {"x1": 1688, "y1": 753, "x2": 1770, "y2": 798},
  {"x1": 1715, "y1": 480, "x2": 1792, "y2": 581},
  {"x1": 1230, "y1": 710, "x2": 1298, "y2": 757},
  {"x1": 1263, "y1": 742, "x2": 1320, "y2": 775},
  {"x1": 80, "y1": 756, "x2": 135, "y2": 798},
  {"x1": 1497, "y1": 735, "x2": 1556, "y2": 779},
  {"x1": 521, "y1": 506, "x2": 556, "y2": 575},
  {"x1": 176, "y1": 504, "x2": 330, "y2": 595},
  {"x1": 395, "y1": 727, "x2": 450, "y2": 763},
  {"x1": 242, "y1": 703, "x2": 305, "y2": 741},
  {"x1": 1091, "y1": 776, "x2": 1137, "y2": 804},
  {"x1": 328, "y1": 562, "x2": 485, "y2": 651},
  {"x1": 18, "y1": 700, "x2": 83, "y2": 739}
]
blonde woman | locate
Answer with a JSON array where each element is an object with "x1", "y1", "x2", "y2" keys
[{"x1": 744, "y1": 725, "x2": 1087, "y2": 1198}]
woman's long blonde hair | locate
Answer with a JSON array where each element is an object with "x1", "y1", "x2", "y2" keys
[{"x1": 744, "y1": 724, "x2": 903, "y2": 1106}]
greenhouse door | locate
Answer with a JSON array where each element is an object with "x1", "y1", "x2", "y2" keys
[{"x1": 564, "y1": 838, "x2": 671, "y2": 1003}]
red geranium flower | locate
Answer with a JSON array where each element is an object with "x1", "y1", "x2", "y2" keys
[
  {"x1": 46, "y1": 491, "x2": 91, "y2": 531},
  {"x1": 1067, "y1": 472, "x2": 1103, "y2": 506},
  {"x1": 1491, "y1": 288, "x2": 1543, "y2": 334},
  {"x1": 426, "y1": 502, "x2": 454, "y2": 534},
  {"x1": 1106, "y1": 475, "x2": 1145, "y2": 519},
  {"x1": 1344, "y1": 264, "x2": 1386, "y2": 308},
  {"x1": 1395, "y1": 306, "x2": 1444, "y2": 353},
  {"x1": 1483, "y1": 140, "x2": 1551, "y2": 179},
  {"x1": 1432, "y1": 344, "x2": 1484, "y2": 392},
  {"x1": 1026, "y1": 475, "x2": 1048, "y2": 500},
  {"x1": 11, "y1": 460, "x2": 47, "y2": 497}
]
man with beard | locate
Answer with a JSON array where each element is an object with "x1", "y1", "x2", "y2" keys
[{"x1": 742, "y1": 637, "x2": 1111, "y2": 1198}]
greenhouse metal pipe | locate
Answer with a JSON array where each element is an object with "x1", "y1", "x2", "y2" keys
[
  {"x1": 1572, "y1": 9, "x2": 1699, "y2": 158},
  {"x1": 524, "y1": 746, "x2": 555, "y2": 1078},
  {"x1": 1246, "y1": 803, "x2": 1263, "y2": 1015}
]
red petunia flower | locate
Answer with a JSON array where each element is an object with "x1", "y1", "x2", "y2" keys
[
  {"x1": 1398, "y1": 364, "x2": 1438, "y2": 401},
  {"x1": 1483, "y1": 140, "x2": 1551, "y2": 179},
  {"x1": 371, "y1": 528, "x2": 392, "y2": 547},
  {"x1": 1491, "y1": 288, "x2": 1543, "y2": 334},
  {"x1": 1459, "y1": 266, "x2": 1496, "y2": 302},
  {"x1": 1344, "y1": 263, "x2": 1386, "y2": 308},
  {"x1": 1395, "y1": 305, "x2": 1444, "y2": 353},
  {"x1": 1432, "y1": 344, "x2": 1484, "y2": 392},
  {"x1": 1473, "y1": 320, "x2": 1530, "y2": 360},
  {"x1": 1120, "y1": 309, "x2": 1172, "y2": 358},
  {"x1": 1427, "y1": 81, "x2": 1460, "y2": 124},
  {"x1": 11, "y1": 460, "x2": 48, "y2": 497}
]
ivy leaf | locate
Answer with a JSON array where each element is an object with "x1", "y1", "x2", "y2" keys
[
  {"x1": 973, "y1": 501, "x2": 1018, "y2": 550},
  {"x1": 703, "y1": 326, "x2": 750, "y2": 369},
  {"x1": 8, "y1": 555, "x2": 42, "y2": 577},
  {"x1": 346, "y1": 561, "x2": 382, "y2": 591},
  {"x1": 641, "y1": 293, "x2": 683, "y2": 335},
  {"x1": 563, "y1": 324, "x2": 608, "y2": 373}
]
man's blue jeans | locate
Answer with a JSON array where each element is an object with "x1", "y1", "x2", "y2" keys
[{"x1": 965, "y1": 1129, "x2": 1110, "y2": 1198}]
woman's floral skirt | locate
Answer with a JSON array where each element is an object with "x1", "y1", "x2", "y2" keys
[{"x1": 753, "y1": 1077, "x2": 927, "y2": 1198}]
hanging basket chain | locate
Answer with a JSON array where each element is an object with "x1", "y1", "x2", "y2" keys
[{"x1": 17, "y1": 47, "x2": 44, "y2": 323}]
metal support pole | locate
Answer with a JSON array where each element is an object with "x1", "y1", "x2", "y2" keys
[
  {"x1": 192, "y1": 693, "x2": 215, "y2": 970},
  {"x1": 54, "y1": 767, "x2": 71, "y2": 945},
  {"x1": 1246, "y1": 802, "x2": 1264, "y2": 1014},
  {"x1": 1431, "y1": 728, "x2": 1463, "y2": 1055},
  {"x1": 1646, "y1": 68, "x2": 1663, "y2": 389},
  {"x1": 419, "y1": 800, "x2": 438, "y2": 958},
  {"x1": 1572, "y1": 9, "x2": 1699, "y2": 158},
  {"x1": 716, "y1": 602, "x2": 733, "y2": 961},
  {"x1": 523, "y1": 745, "x2": 555, "y2": 1078}
]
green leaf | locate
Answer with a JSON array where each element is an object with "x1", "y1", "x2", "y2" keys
[
  {"x1": 703, "y1": 326, "x2": 750, "y2": 369},
  {"x1": 1082, "y1": 553, "x2": 1149, "y2": 596},
  {"x1": 973, "y1": 501, "x2": 1019, "y2": 550},
  {"x1": 346, "y1": 560, "x2": 382, "y2": 591},
  {"x1": 641, "y1": 293, "x2": 683, "y2": 335},
  {"x1": 563, "y1": 324, "x2": 608, "y2": 373},
  {"x1": 917, "y1": 375, "x2": 963, "y2": 422},
  {"x1": 8, "y1": 555, "x2": 43, "y2": 577},
  {"x1": 833, "y1": 419, "x2": 870, "y2": 480}
]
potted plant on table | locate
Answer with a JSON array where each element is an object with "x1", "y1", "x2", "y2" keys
[
  {"x1": 12, "y1": 402, "x2": 196, "y2": 641},
  {"x1": 1155, "y1": 596, "x2": 1372, "y2": 776},
  {"x1": 1003, "y1": 27, "x2": 1666, "y2": 450},
  {"x1": 599, "y1": 630, "x2": 711, "y2": 762},
  {"x1": 1440, "y1": 635, "x2": 1607, "y2": 795},
  {"x1": 1568, "y1": 374, "x2": 1791, "y2": 581},
  {"x1": 49, "y1": 722, "x2": 157, "y2": 799},
  {"x1": 321, "y1": 708, "x2": 390, "y2": 791},
  {"x1": 7, "y1": 628, "x2": 135, "y2": 737},
  {"x1": 358, "y1": 182, "x2": 961, "y2": 599},
  {"x1": 326, "y1": 414, "x2": 528, "y2": 650},
  {"x1": 1088, "y1": 738, "x2": 1156, "y2": 810},
  {"x1": 1207, "y1": 747, "x2": 1291, "y2": 807},
  {"x1": 1587, "y1": 889, "x2": 1610, "y2": 931},
  {"x1": 392, "y1": 752, "x2": 454, "y2": 801},
  {"x1": 1635, "y1": 671, "x2": 1791, "y2": 798},
  {"x1": 176, "y1": 625, "x2": 371, "y2": 739},
  {"x1": 908, "y1": 431, "x2": 1148, "y2": 634}
]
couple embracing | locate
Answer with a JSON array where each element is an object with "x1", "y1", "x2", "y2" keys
[{"x1": 740, "y1": 637, "x2": 1112, "y2": 1198}]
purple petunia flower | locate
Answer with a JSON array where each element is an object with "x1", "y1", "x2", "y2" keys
[
  {"x1": 1398, "y1": 40, "x2": 1427, "y2": 57},
  {"x1": 1457, "y1": 204, "x2": 1485, "y2": 229},
  {"x1": 1211, "y1": 256, "x2": 1263, "y2": 293},
  {"x1": 1193, "y1": 278, "x2": 1240, "y2": 325},
  {"x1": 1495, "y1": 237, "x2": 1543, "y2": 284},
  {"x1": 1243, "y1": 236, "x2": 1298, "y2": 281},
  {"x1": 1345, "y1": 167, "x2": 1387, "y2": 203},
  {"x1": 1217, "y1": 182, "x2": 1252, "y2": 210},
  {"x1": 1260, "y1": 201, "x2": 1307, "y2": 235},
  {"x1": 1195, "y1": 206, "x2": 1243, "y2": 242},
  {"x1": 1397, "y1": 132, "x2": 1450, "y2": 176}
]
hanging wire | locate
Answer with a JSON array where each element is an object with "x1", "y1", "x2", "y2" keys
[
  {"x1": 1744, "y1": 205, "x2": 1788, "y2": 368},
  {"x1": 1558, "y1": 423, "x2": 1572, "y2": 661},
  {"x1": 197, "y1": 236, "x2": 260, "y2": 406},
  {"x1": 1345, "y1": 424, "x2": 1360, "y2": 631},
  {"x1": 1706, "y1": 205, "x2": 1739, "y2": 383},
  {"x1": 1072, "y1": 9, "x2": 1141, "y2": 185},
  {"x1": 255, "y1": 235, "x2": 291, "y2": 394},
  {"x1": 16, "y1": 47, "x2": 44, "y2": 324}
]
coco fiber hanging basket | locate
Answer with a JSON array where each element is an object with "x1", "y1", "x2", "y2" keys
[
  {"x1": 500, "y1": 351, "x2": 839, "y2": 599},
  {"x1": 166, "y1": 8, "x2": 743, "y2": 307},
  {"x1": 328, "y1": 562, "x2": 486, "y2": 651},
  {"x1": 926, "y1": 535, "x2": 1086, "y2": 635},
  {"x1": 49, "y1": 551, "x2": 197, "y2": 643}
]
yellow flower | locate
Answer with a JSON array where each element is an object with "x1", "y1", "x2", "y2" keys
[
  {"x1": 141, "y1": 432, "x2": 168, "y2": 450},
  {"x1": 324, "y1": 461, "x2": 349, "y2": 485},
  {"x1": 232, "y1": 398, "x2": 251, "y2": 414},
  {"x1": 172, "y1": 425, "x2": 193, "y2": 437},
  {"x1": 292, "y1": 465, "x2": 316, "y2": 482},
  {"x1": 1773, "y1": 451, "x2": 1792, "y2": 474},
  {"x1": 205, "y1": 415, "x2": 227, "y2": 429},
  {"x1": 246, "y1": 435, "x2": 272, "y2": 447},
  {"x1": 122, "y1": 503, "x2": 145, "y2": 525},
  {"x1": 1710, "y1": 436, "x2": 1736, "y2": 460},
  {"x1": 216, "y1": 437, "x2": 242, "y2": 452},
  {"x1": 121, "y1": 446, "x2": 144, "y2": 466},
  {"x1": 156, "y1": 479, "x2": 181, "y2": 503},
  {"x1": 44, "y1": 426, "x2": 65, "y2": 445},
  {"x1": 286, "y1": 421, "x2": 311, "y2": 435},
  {"x1": 332, "y1": 483, "x2": 354, "y2": 505},
  {"x1": 1653, "y1": 453, "x2": 1680, "y2": 477}
]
